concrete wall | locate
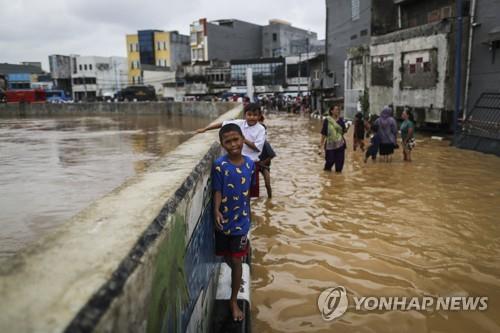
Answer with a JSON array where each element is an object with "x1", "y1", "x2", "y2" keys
[
  {"x1": 0, "y1": 104, "x2": 243, "y2": 332},
  {"x1": 0, "y1": 101, "x2": 238, "y2": 118}
]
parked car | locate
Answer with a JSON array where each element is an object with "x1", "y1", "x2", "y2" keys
[
  {"x1": 114, "y1": 85, "x2": 157, "y2": 102},
  {"x1": 45, "y1": 90, "x2": 72, "y2": 103}
]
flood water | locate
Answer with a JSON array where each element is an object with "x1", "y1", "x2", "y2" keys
[
  {"x1": 251, "y1": 114, "x2": 500, "y2": 332},
  {"x1": 0, "y1": 114, "x2": 210, "y2": 260}
]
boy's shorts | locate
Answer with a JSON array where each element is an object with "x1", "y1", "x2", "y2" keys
[{"x1": 215, "y1": 231, "x2": 249, "y2": 258}]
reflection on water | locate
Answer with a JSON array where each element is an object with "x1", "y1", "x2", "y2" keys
[
  {"x1": 251, "y1": 114, "x2": 500, "y2": 333},
  {"x1": 0, "y1": 114, "x2": 210, "y2": 260}
]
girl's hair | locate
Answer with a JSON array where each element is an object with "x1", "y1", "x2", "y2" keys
[
  {"x1": 329, "y1": 105, "x2": 340, "y2": 116},
  {"x1": 404, "y1": 110, "x2": 415, "y2": 122},
  {"x1": 244, "y1": 103, "x2": 261, "y2": 114}
]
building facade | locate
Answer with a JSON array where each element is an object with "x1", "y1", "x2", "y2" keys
[
  {"x1": 126, "y1": 30, "x2": 190, "y2": 84},
  {"x1": 465, "y1": 0, "x2": 500, "y2": 114},
  {"x1": 190, "y1": 18, "x2": 262, "y2": 62},
  {"x1": 0, "y1": 63, "x2": 47, "y2": 90},
  {"x1": 457, "y1": 0, "x2": 500, "y2": 155},
  {"x1": 49, "y1": 54, "x2": 73, "y2": 94},
  {"x1": 262, "y1": 19, "x2": 320, "y2": 58},
  {"x1": 230, "y1": 57, "x2": 286, "y2": 94},
  {"x1": 369, "y1": 0, "x2": 467, "y2": 125},
  {"x1": 325, "y1": 0, "x2": 372, "y2": 100},
  {"x1": 71, "y1": 56, "x2": 127, "y2": 101}
]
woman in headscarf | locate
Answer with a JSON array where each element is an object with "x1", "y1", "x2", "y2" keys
[
  {"x1": 319, "y1": 105, "x2": 346, "y2": 172},
  {"x1": 374, "y1": 106, "x2": 398, "y2": 162}
]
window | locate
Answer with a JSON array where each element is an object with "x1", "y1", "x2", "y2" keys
[
  {"x1": 89, "y1": 64, "x2": 93, "y2": 70},
  {"x1": 79, "y1": 64, "x2": 82, "y2": 71},
  {"x1": 352, "y1": 0, "x2": 360, "y2": 20},
  {"x1": 129, "y1": 44, "x2": 133, "y2": 52},
  {"x1": 441, "y1": 6, "x2": 452, "y2": 19},
  {"x1": 132, "y1": 76, "x2": 135, "y2": 84},
  {"x1": 135, "y1": 43, "x2": 139, "y2": 51},
  {"x1": 84, "y1": 64, "x2": 87, "y2": 70},
  {"x1": 409, "y1": 64, "x2": 416, "y2": 74},
  {"x1": 163, "y1": 41, "x2": 167, "y2": 50},
  {"x1": 272, "y1": 33, "x2": 277, "y2": 42}
]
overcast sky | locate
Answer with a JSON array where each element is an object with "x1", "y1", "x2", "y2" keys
[{"x1": 0, "y1": 0, "x2": 326, "y2": 71}]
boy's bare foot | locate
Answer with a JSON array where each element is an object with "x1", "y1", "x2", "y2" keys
[{"x1": 230, "y1": 300, "x2": 244, "y2": 322}]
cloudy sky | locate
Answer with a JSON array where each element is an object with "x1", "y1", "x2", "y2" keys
[{"x1": 0, "y1": 0, "x2": 326, "y2": 71}]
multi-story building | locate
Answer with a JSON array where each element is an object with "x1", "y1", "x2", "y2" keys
[
  {"x1": 230, "y1": 57, "x2": 286, "y2": 95},
  {"x1": 325, "y1": 0, "x2": 372, "y2": 103},
  {"x1": 49, "y1": 54, "x2": 73, "y2": 94},
  {"x1": 126, "y1": 30, "x2": 190, "y2": 84},
  {"x1": 262, "y1": 19, "x2": 320, "y2": 58},
  {"x1": 190, "y1": 18, "x2": 262, "y2": 62},
  {"x1": 457, "y1": 0, "x2": 500, "y2": 155},
  {"x1": 326, "y1": 0, "x2": 471, "y2": 125},
  {"x1": 71, "y1": 56, "x2": 127, "y2": 101},
  {"x1": 0, "y1": 63, "x2": 47, "y2": 90},
  {"x1": 369, "y1": 0, "x2": 468, "y2": 125}
]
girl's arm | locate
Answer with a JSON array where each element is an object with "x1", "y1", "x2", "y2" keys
[
  {"x1": 319, "y1": 134, "x2": 326, "y2": 154},
  {"x1": 405, "y1": 126, "x2": 414, "y2": 143},
  {"x1": 244, "y1": 138, "x2": 259, "y2": 152},
  {"x1": 196, "y1": 122, "x2": 223, "y2": 133}
]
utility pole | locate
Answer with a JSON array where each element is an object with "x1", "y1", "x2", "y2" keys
[{"x1": 453, "y1": 0, "x2": 464, "y2": 135}]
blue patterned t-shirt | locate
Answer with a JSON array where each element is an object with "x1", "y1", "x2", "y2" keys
[{"x1": 211, "y1": 155, "x2": 255, "y2": 236}]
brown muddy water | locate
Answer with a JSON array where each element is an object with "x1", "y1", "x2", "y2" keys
[
  {"x1": 0, "y1": 114, "x2": 210, "y2": 260},
  {"x1": 251, "y1": 113, "x2": 500, "y2": 333}
]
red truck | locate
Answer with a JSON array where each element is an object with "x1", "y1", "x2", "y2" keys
[{"x1": 6, "y1": 89, "x2": 46, "y2": 103}]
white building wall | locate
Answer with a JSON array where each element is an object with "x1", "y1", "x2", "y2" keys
[
  {"x1": 370, "y1": 33, "x2": 449, "y2": 121},
  {"x1": 143, "y1": 70, "x2": 175, "y2": 97},
  {"x1": 71, "y1": 56, "x2": 127, "y2": 100}
]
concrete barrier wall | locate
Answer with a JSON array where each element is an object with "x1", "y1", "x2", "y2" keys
[
  {"x1": 0, "y1": 105, "x2": 243, "y2": 332},
  {"x1": 0, "y1": 101, "x2": 238, "y2": 118}
]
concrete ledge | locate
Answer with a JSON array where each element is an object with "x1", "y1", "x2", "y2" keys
[
  {"x1": 0, "y1": 104, "x2": 243, "y2": 332},
  {"x1": 0, "y1": 101, "x2": 238, "y2": 118}
]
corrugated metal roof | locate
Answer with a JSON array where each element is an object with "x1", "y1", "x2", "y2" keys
[{"x1": 0, "y1": 63, "x2": 45, "y2": 75}]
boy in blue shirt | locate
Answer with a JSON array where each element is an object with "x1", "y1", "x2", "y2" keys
[{"x1": 212, "y1": 123, "x2": 255, "y2": 322}]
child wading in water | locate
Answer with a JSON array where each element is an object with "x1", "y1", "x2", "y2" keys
[
  {"x1": 364, "y1": 123, "x2": 380, "y2": 163},
  {"x1": 212, "y1": 123, "x2": 255, "y2": 322},
  {"x1": 258, "y1": 114, "x2": 276, "y2": 197},
  {"x1": 353, "y1": 112, "x2": 366, "y2": 151},
  {"x1": 197, "y1": 103, "x2": 266, "y2": 197}
]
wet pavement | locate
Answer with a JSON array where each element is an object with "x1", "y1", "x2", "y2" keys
[
  {"x1": 0, "y1": 114, "x2": 210, "y2": 260},
  {"x1": 251, "y1": 113, "x2": 500, "y2": 333}
]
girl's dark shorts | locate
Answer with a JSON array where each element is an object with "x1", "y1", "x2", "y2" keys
[
  {"x1": 215, "y1": 231, "x2": 249, "y2": 258},
  {"x1": 379, "y1": 143, "x2": 394, "y2": 155}
]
